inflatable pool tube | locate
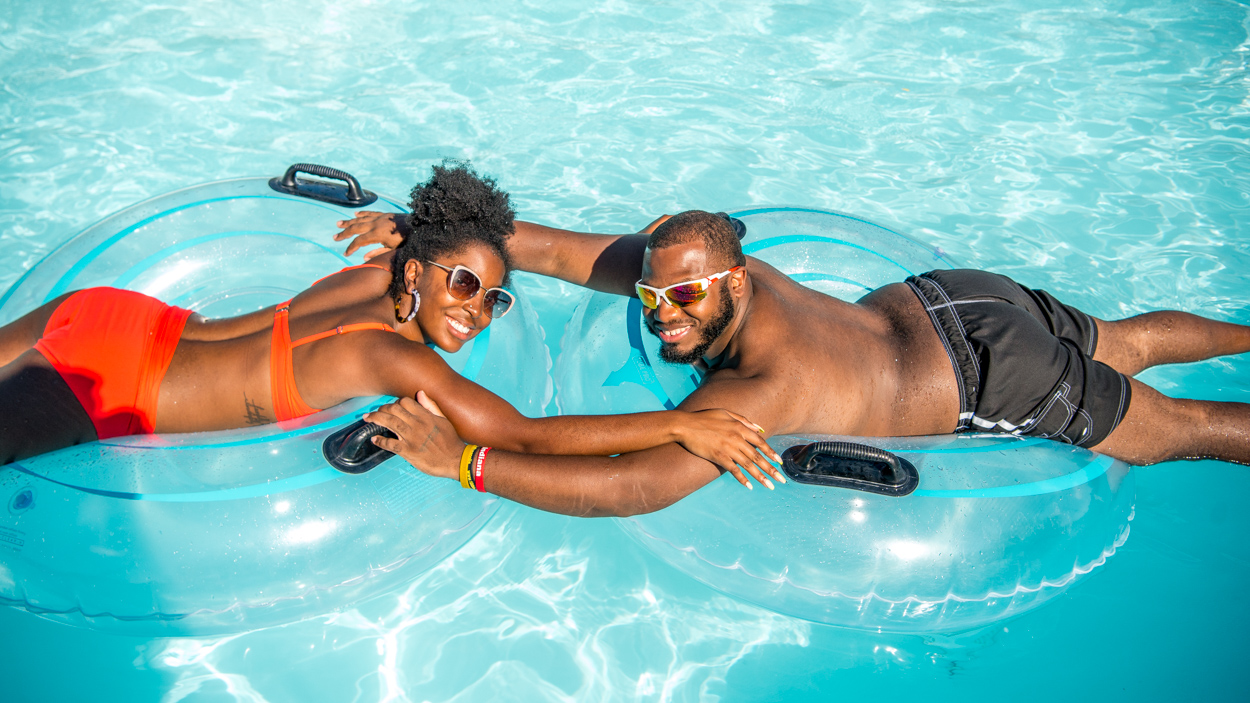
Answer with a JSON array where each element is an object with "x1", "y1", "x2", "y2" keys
[
  {"x1": 554, "y1": 207, "x2": 1135, "y2": 633},
  {"x1": 0, "y1": 164, "x2": 551, "y2": 635}
]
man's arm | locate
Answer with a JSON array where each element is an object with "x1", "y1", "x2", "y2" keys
[
  {"x1": 333, "y1": 212, "x2": 661, "y2": 297},
  {"x1": 506, "y1": 221, "x2": 648, "y2": 296},
  {"x1": 367, "y1": 370, "x2": 802, "y2": 517}
]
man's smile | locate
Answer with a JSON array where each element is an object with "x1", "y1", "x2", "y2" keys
[{"x1": 654, "y1": 323, "x2": 693, "y2": 343}]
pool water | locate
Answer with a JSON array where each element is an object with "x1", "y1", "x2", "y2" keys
[{"x1": 2, "y1": 0, "x2": 1249, "y2": 700}]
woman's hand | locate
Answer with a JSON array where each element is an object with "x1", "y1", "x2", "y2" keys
[
  {"x1": 365, "y1": 395, "x2": 464, "y2": 481},
  {"x1": 334, "y1": 211, "x2": 405, "y2": 259},
  {"x1": 673, "y1": 409, "x2": 786, "y2": 490}
]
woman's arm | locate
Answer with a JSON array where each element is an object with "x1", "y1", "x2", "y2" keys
[
  {"x1": 361, "y1": 337, "x2": 783, "y2": 484},
  {"x1": 179, "y1": 308, "x2": 276, "y2": 342},
  {"x1": 371, "y1": 399, "x2": 716, "y2": 517},
  {"x1": 365, "y1": 373, "x2": 792, "y2": 516}
]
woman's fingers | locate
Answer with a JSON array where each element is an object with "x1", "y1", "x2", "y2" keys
[
  {"x1": 735, "y1": 454, "x2": 775, "y2": 490},
  {"x1": 362, "y1": 246, "x2": 393, "y2": 261},
  {"x1": 741, "y1": 430, "x2": 783, "y2": 467},
  {"x1": 721, "y1": 461, "x2": 754, "y2": 490},
  {"x1": 745, "y1": 444, "x2": 785, "y2": 485},
  {"x1": 715, "y1": 410, "x2": 783, "y2": 467},
  {"x1": 723, "y1": 409, "x2": 764, "y2": 434},
  {"x1": 744, "y1": 435, "x2": 785, "y2": 480},
  {"x1": 710, "y1": 446, "x2": 774, "y2": 490}
]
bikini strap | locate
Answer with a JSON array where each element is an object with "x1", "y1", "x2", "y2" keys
[
  {"x1": 269, "y1": 301, "x2": 397, "y2": 423},
  {"x1": 310, "y1": 263, "x2": 389, "y2": 288},
  {"x1": 289, "y1": 322, "x2": 397, "y2": 348},
  {"x1": 276, "y1": 297, "x2": 397, "y2": 348}
]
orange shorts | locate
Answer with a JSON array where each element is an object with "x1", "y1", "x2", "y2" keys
[{"x1": 33, "y1": 288, "x2": 192, "y2": 439}]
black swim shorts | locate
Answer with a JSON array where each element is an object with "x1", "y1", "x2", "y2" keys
[{"x1": 906, "y1": 269, "x2": 1131, "y2": 448}]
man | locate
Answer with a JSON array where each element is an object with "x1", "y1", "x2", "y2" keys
[{"x1": 336, "y1": 209, "x2": 1250, "y2": 517}]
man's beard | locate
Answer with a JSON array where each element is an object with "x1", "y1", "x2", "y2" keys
[{"x1": 656, "y1": 292, "x2": 735, "y2": 365}]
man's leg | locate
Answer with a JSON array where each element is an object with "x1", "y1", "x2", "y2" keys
[
  {"x1": 1094, "y1": 312, "x2": 1250, "y2": 376},
  {"x1": 1091, "y1": 377, "x2": 1250, "y2": 466}
]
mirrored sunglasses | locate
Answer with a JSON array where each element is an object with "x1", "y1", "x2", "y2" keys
[{"x1": 634, "y1": 266, "x2": 742, "y2": 309}]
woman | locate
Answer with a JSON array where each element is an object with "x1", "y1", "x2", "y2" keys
[{"x1": 0, "y1": 163, "x2": 782, "y2": 483}]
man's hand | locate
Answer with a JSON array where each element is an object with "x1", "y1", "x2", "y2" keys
[
  {"x1": 365, "y1": 395, "x2": 464, "y2": 481},
  {"x1": 334, "y1": 211, "x2": 405, "y2": 259},
  {"x1": 674, "y1": 409, "x2": 786, "y2": 490},
  {"x1": 638, "y1": 214, "x2": 671, "y2": 234}
]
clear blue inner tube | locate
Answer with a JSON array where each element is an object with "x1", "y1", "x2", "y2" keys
[
  {"x1": 554, "y1": 207, "x2": 1136, "y2": 633},
  {"x1": 0, "y1": 175, "x2": 551, "y2": 635}
]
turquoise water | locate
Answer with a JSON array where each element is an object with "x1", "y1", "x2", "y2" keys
[{"x1": 1, "y1": 0, "x2": 1249, "y2": 700}]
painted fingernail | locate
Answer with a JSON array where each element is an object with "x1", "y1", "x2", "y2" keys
[
  {"x1": 745, "y1": 482, "x2": 753, "y2": 490},
  {"x1": 763, "y1": 479, "x2": 774, "y2": 490},
  {"x1": 776, "y1": 473, "x2": 787, "y2": 483}
]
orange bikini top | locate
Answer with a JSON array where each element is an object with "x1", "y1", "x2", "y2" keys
[{"x1": 270, "y1": 263, "x2": 396, "y2": 421}]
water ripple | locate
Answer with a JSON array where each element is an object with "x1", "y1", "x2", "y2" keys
[{"x1": 2, "y1": 0, "x2": 1250, "y2": 699}]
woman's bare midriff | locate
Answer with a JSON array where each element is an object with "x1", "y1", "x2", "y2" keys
[
  {"x1": 156, "y1": 331, "x2": 274, "y2": 433},
  {"x1": 154, "y1": 265, "x2": 396, "y2": 433}
]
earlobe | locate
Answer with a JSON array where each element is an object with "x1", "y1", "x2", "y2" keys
[{"x1": 405, "y1": 259, "x2": 423, "y2": 291}]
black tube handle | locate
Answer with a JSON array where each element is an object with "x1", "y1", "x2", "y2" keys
[
  {"x1": 323, "y1": 419, "x2": 397, "y2": 474},
  {"x1": 280, "y1": 163, "x2": 366, "y2": 202},
  {"x1": 269, "y1": 162, "x2": 378, "y2": 207},
  {"x1": 781, "y1": 441, "x2": 919, "y2": 496},
  {"x1": 795, "y1": 441, "x2": 898, "y2": 469}
]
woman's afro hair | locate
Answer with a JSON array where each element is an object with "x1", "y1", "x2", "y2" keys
[{"x1": 389, "y1": 160, "x2": 516, "y2": 301}]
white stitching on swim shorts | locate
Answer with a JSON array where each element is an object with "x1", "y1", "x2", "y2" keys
[
  {"x1": 1114, "y1": 373, "x2": 1128, "y2": 427},
  {"x1": 1028, "y1": 382, "x2": 1070, "y2": 439},
  {"x1": 969, "y1": 415, "x2": 1021, "y2": 432},
  {"x1": 909, "y1": 280, "x2": 971, "y2": 429},
  {"x1": 1076, "y1": 407, "x2": 1094, "y2": 445},
  {"x1": 1031, "y1": 383, "x2": 1065, "y2": 432},
  {"x1": 923, "y1": 275, "x2": 983, "y2": 384},
  {"x1": 1084, "y1": 311, "x2": 1097, "y2": 356},
  {"x1": 916, "y1": 298, "x2": 1001, "y2": 311},
  {"x1": 1054, "y1": 385, "x2": 1078, "y2": 443}
]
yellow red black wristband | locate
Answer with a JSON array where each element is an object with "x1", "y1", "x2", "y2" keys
[
  {"x1": 459, "y1": 444, "x2": 478, "y2": 489},
  {"x1": 473, "y1": 446, "x2": 491, "y2": 492}
]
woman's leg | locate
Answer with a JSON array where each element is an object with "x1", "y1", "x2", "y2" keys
[
  {"x1": 1094, "y1": 312, "x2": 1250, "y2": 376},
  {"x1": 1092, "y1": 377, "x2": 1250, "y2": 466},
  {"x1": 0, "y1": 349, "x2": 97, "y2": 464},
  {"x1": 0, "y1": 293, "x2": 74, "y2": 367}
]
